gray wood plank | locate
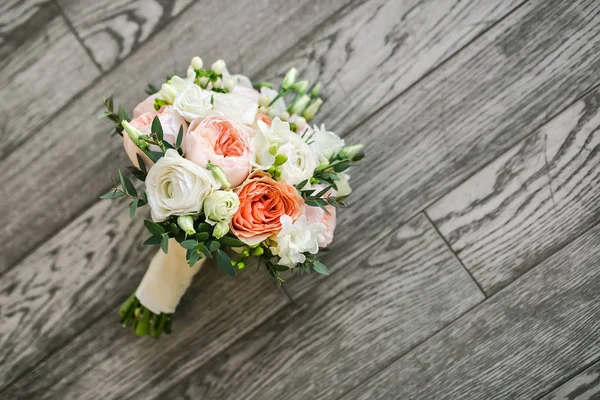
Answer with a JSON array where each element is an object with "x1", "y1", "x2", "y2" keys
[
  {"x1": 542, "y1": 361, "x2": 600, "y2": 400},
  {"x1": 0, "y1": 0, "x2": 352, "y2": 274},
  {"x1": 427, "y1": 87, "x2": 600, "y2": 295},
  {"x1": 346, "y1": 222, "x2": 600, "y2": 400},
  {"x1": 280, "y1": 0, "x2": 600, "y2": 297},
  {"x1": 0, "y1": 0, "x2": 100, "y2": 162},
  {"x1": 0, "y1": 196, "x2": 288, "y2": 392},
  {"x1": 2, "y1": 214, "x2": 484, "y2": 399}
]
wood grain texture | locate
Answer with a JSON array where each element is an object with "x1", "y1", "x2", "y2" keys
[
  {"x1": 258, "y1": 0, "x2": 524, "y2": 135},
  {"x1": 0, "y1": 0, "x2": 352, "y2": 274},
  {"x1": 348, "y1": 221, "x2": 600, "y2": 400},
  {"x1": 428, "y1": 87, "x2": 600, "y2": 295},
  {"x1": 542, "y1": 361, "x2": 600, "y2": 399},
  {"x1": 148, "y1": 214, "x2": 484, "y2": 400},
  {"x1": 0, "y1": 0, "x2": 100, "y2": 162},
  {"x1": 0, "y1": 196, "x2": 288, "y2": 395},
  {"x1": 289, "y1": 0, "x2": 600, "y2": 298}
]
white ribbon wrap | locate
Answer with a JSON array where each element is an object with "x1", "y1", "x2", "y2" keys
[{"x1": 136, "y1": 239, "x2": 204, "y2": 314}]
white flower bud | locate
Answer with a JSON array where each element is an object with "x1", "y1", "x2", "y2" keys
[
  {"x1": 267, "y1": 107, "x2": 276, "y2": 118},
  {"x1": 190, "y1": 56, "x2": 203, "y2": 70},
  {"x1": 177, "y1": 215, "x2": 196, "y2": 235},
  {"x1": 258, "y1": 105, "x2": 268, "y2": 114},
  {"x1": 121, "y1": 120, "x2": 143, "y2": 145},
  {"x1": 288, "y1": 94, "x2": 311, "y2": 115},
  {"x1": 214, "y1": 77, "x2": 223, "y2": 88},
  {"x1": 302, "y1": 98, "x2": 323, "y2": 121},
  {"x1": 258, "y1": 95, "x2": 271, "y2": 107},
  {"x1": 292, "y1": 80, "x2": 309, "y2": 94},
  {"x1": 211, "y1": 59, "x2": 226, "y2": 75},
  {"x1": 206, "y1": 162, "x2": 231, "y2": 189},
  {"x1": 340, "y1": 144, "x2": 364, "y2": 158},
  {"x1": 223, "y1": 76, "x2": 235, "y2": 91},
  {"x1": 282, "y1": 68, "x2": 297, "y2": 90},
  {"x1": 294, "y1": 116, "x2": 307, "y2": 131},
  {"x1": 310, "y1": 82, "x2": 321, "y2": 98},
  {"x1": 279, "y1": 111, "x2": 290, "y2": 121},
  {"x1": 198, "y1": 76, "x2": 209, "y2": 87},
  {"x1": 213, "y1": 221, "x2": 230, "y2": 239}
]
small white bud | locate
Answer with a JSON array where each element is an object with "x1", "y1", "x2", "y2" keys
[
  {"x1": 206, "y1": 162, "x2": 230, "y2": 189},
  {"x1": 282, "y1": 67, "x2": 297, "y2": 90},
  {"x1": 211, "y1": 59, "x2": 226, "y2": 75},
  {"x1": 267, "y1": 107, "x2": 276, "y2": 118},
  {"x1": 190, "y1": 56, "x2": 203, "y2": 70},
  {"x1": 198, "y1": 76, "x2": 209, "y2": 87},
  {"x1": 289, "y1": 94, "x2": 311, "y2": 115},
  {"x1": 177, "y1": 215, "x2": 196, "y2": 235},
  {"x1": 302, "y1": 98, "x2": 323, "y2": 121},
  {"x1": 213, "y1": 221, "x2": 230, "y2": 239},
  {"x1": 214, "y1": 77, "x2": 223, "y2": 88},
  {"x1": 258, "y1": 105, "x2": 269, "y2": 115},
  {"x1": 292, "y1": 80, "x2": 309, "y2": 94},
  {"x1": 224, "y1": 76, "x2": 235, "y2": 91},
  {"x1": 310, "y1": 82, "x2": 321, "y2": 98},
  {"x1": 279, "y1": 111, "x2": 290, "y2": 121},
  {"x1": 258, "y1": 95, "x2": 271, "y2": 107},
  {"x1": 121, "y1": 121, "x2": 142, "y2": 145},
  {"x1": 294, "y1": 116, "x2": 307, "y2": 131},
  {"x1": 341, "y1": 144, "x2": 364, "y2": 158}
]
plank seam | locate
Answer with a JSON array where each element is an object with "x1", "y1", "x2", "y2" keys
[
  {"x1": 52, "y1": 0, "x2": 103, "y2": 73},
  {"x1": 423, "y1": 211, "x2": 487, "y2": 298}
]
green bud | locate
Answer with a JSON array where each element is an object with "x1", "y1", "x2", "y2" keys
[
  {"x1": 310, "y1": 177, "x2": 319, "y2": 185},
  {"x1": 274, "y1": 153, "x2": 288, "y2": 166},
  {"x1": 241, "y1": 249, "x2": 250, "y2": 258},
  {"x1": 288, "y1": 94, "x2": 311, "y2": 115},
  {"x1": 213, "y1": 221, "x2": 230, "y2": 239},
  {"x1": 282, "y1": 68, "x2": 297, "y2": 90},
  {"x1": 340, "y1": 144, "x2": 364, "y2": 159},
  {"x1": 251, "y1": 247, "x2": 264, "y2": 256},
  {"x1": 121, "y1": 120, "x2": 143, "y2": 145},
  {"x1": 310, "y1": 82, "x2": 321, "y2": 98},
  {"x1": 302, "y1": 98, "x2": 323, "y2": 121},
  {"x1": 237, "y1": 261, "x2": 246, "y2": 270},
  {"x1": 177, "y1": 215, "x2": 195, "y2": 235},
  {"x1": 206, "y1": 162, "x2": 231, "y2": 189},
  {"x1": 269, "y1": 143, "x2": 279, "y2": 156},
  {"x1": 292, "y1": 80, "x2": 309, "y2": 94}
]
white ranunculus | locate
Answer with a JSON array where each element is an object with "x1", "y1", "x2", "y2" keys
[
  {"x1": 260, "y1": 87, "x2": 286, "y2": 116},
  {"x1": 203, "y1": 190, "x2": 240, "y2": 225},
  {"x1": 278, "y1": 135, "x2": 318, "y2": 185},
  {"x1": 310, "y1": 124, "x2": 345, "y2": 163},
  {"x1": 146, "y1": 149, "x2": 219, "y2": 221},
  {"x1": 334, "y1": 172, "x2": 352, "y2": 197},
  {"x1": 160, "y1": 69, "x2": 196, "y2": 104},
  {"x1": 270, "y1": 215, "x2": 326, "y2": 268},
  {"x1": 212, "y1": 92, "x2": 258, "y2": 125},
  {"x1": 173, "y1": 85, "x2": 214, "y2": 122}
]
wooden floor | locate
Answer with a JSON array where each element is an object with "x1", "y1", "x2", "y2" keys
[{"x1": 1, "y1": 0, "x2": 600, "y2": 398}]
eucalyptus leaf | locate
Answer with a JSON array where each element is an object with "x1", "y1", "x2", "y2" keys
[
  {"x1": 195, "y1": 232, "x2": 210, "y2": 242},
  {"x1": 161, "y1": 234, "x2": 169, "y2": 254},
  {"x1": 151, "y1": 116, "x2": 163, "y2": 141},
  {"x1": 312, "y1": 260, "x2": 329, "y2": 275},
  {"x1": 176, "y1": 125, "x2": 184, "y2": 148},
  {"x1": 197, "y1": 243, "x2": 212, "y2": 259},
  {"x1": 208, "y1": 241, "x2": 220, "y2": 252},
  {"x1": 119, "y1": 170, "x2": 137, "y2": 197},
  {"x1": 129, "y1": 199, "x2": 138, "y2": 219},
  {"x1": 218, "y1": 236, "x2": 246, "y2": 247},
  {"x1": 180, "y1": 240, "x2": 197, "y2": 250},
  {"x1": 143, "y1": 235, "x2": 162, "y2": 245},
  {"x1": 144, "y1": 220, "x2": 165, "y2": 236},
  {"x1": 100, "y1": 189, "x2": 125, "y2": 199},
  {"x1": 189, "y1": 250, "x2": 200, "y2": 266},
  {"x1": 216, "y1": 249, "x2": 235, "y2": 277}
]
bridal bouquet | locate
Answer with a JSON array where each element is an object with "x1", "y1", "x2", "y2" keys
[{"x1": 99, "y1": 57, "x2": 364, "y2": 338}]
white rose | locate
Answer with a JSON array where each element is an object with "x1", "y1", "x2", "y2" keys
[
  {"x1": 212, "y1": 92, "x2": 258, "y2": 125},
  {"x1": 160, "y1": 69, "x2": 196, "y2": 103},
  {"x1": 334, "y1": 172, "x2": 352, "y2": 197},
  {"x1": 146, "y1": 149, "x2": 219, "y2": 221},
  {"x1": 203, "y1": 190, "x2": 240, "y2": 225},
  {"x1": 310, "y1": 124, "x2": 345, "y2": 163},
  {"x1": 270, "y1": 215, "x2": 326, "y2": 268},
  {"x1": 173, "y1": 85, "x2": 214, "y2": 122},
  {"x1": 260, "y1": 87, "x2": 286, "y2": 116},
  {"x1": 278, "y1": 135, "x2": 318, "y2": 185},
  {"x1": 231, "y1": 74, "x2": 253, "y2": 89}
]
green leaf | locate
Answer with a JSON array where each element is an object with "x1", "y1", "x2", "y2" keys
[
  {"x1": 118, "y1": 104, "x2": 128, "y2": 121},
  {"x1": 151, "y1": 116, "x2": 163, "y2": 141},
  {"x1": 97, "y1": 111, "x2": 110, "y2": 119},
  {"x1": 351, "y1": 152, "x2": 365, "y2": 162},
  {"x1": 136, "y1": 154, "x2": 147, "y2": 174},
  {"x1": 218, "y1": 236, "x2": 247, "y2": 247},
  {"x1": 144, "y1": 235, "x2": 162, "y2": 245},
  {"x1": 197, "y1": 243, "x2": 213, "y2": 259},
  {"x1": 119, "y1": 170, "x2": 137, "y2": 197},
  {"x1": 100, "y1": 189, "x2": 125, "y2": 199},
  {"x1": 146, "y1": 83, "x2": 159, "y2": 95},
  {"x1": 147, "y1": 151, "x2": 164, "y2": 163},
  {"x1": 216, "y1": 249, "x2": 235, "y2": 277},
  {"x1": 176, "y1": 125, "x2": 184, "y2": 148},
  {"x1": 312, "y1": 260, "x2": 329, "y2": 275},
  {"x1": 180, "y1": 240, "x2": 197, "y2": 250},
  {"x1": 272, "y1": 264, "x2": 289, "y2": 272},
  {"x1": 197, "y1": 223, "x2": 212, "y2": 233},
  {"x1": 144, "y1": 220, "x2": 165, "y2": 236},
  {"x1": 161, "y1": 234, "x2": 169, "y2": 254},
  {"x1": 315, "y1": 185, "x2": 332, "y2": 198},
  {"x1": 333, "y1": 161, "x2": 350, "y2": 172},
  {"x1": 129, "y1": 199, "x2": 138, "y2": 219},
  {"x1": 296, "y1": 179, "x2": 308, "y2": 189},
  {"x1": 208, "y1": 241, "x2": 220, "y2": 252},
  {"x1": 128, "y1": 165, "x2": 146, "y2": 182},
  {"x1": 189, "y1": 250, "x2": 200, "y2": 266},
  {"x1": 195, "y1": 232, "x2": 210, "y2": 242}
]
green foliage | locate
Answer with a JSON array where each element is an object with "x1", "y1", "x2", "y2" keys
[
  {"x1": 146, "y1": 83, "x2": 159, "y2": 95},
  {"x1": 99, "y1": 96, "x2": 128, "y2": 136},
  {"x1": 118, "y1": 292, "x2": 172, "y2": 338}
]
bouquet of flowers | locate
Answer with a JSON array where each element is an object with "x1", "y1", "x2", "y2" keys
[{"x1": 99, "y1": 57, "x2": 364, "y2": 338}]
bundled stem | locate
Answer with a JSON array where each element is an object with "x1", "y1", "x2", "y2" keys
[{"x1": 119, "y1": 292, "x2": 173, "y2": 338}]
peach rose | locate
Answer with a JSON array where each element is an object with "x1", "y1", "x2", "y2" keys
[
  {"x1": 304, "y1": 205, "x2": 336, "y2": 247},
  {"x1": 182, "y1": 115, "x2": 252, "y2": 187},
  {"x1": 123, "y1": 106, "x2": 187, "y2": 169},
  {"x1": 133, "y1": 93, "x2": 160, "y2": 118},
  {"x1": 256, "y1": 113, "x2": 272, "y2": 127},
  {"x1": 231, "y1": 172, "x2": 304, "y2": 245}
]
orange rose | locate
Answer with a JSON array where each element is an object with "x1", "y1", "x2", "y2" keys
[{"x1": 231, "y1": 172, "x2": 304, "y2": 245}]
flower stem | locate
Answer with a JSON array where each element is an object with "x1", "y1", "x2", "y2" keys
[{"x1": 118, "y1": 290, "x2": 173, "y2": 338}]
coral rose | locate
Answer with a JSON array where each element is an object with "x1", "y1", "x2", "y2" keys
[
  {"x1": 123, "y1": 106, "x2": 187, "y2": 169},
  {"x1": 230, "y1": 172, "x2": 304, "y2": 245},
  {"x1": 182, "y1": 115, "x2": 252, "y2": 187}
]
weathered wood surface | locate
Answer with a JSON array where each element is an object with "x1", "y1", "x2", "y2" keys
[
  {"x1": 0, "y1": 0, "x2": 100, "y2": 163},
  {"x1": 347, "y1": 221, "x2": 600, "y2": 400},
  {"x1": 542, "y1": 361, "x2": 600, "y2": 399},
  {"x1": 2, "y1": 214, "x2": 484, "y2": 400},
  {"x1": 292, "y1": 0, "x2": 600, "y2": 298},
  {"x1": 0, "y1": 0, "x2": 353, "y2": 274},
  {"x1": 0, "y1": 195, "x2": 288, "y2": 393},
  {"x1": 428, "y1": 87, "x2": 600, "y2": 295}
]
